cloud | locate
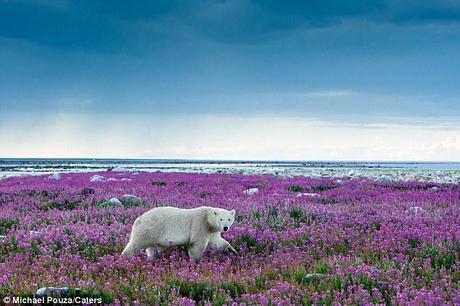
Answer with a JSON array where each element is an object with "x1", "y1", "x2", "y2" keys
[
  {"x1": 431, "y1": 135, "x2": 460, "y2": 151},
  {"x1": 1, "y1": 0, "x2": 460, "y2": 51},
  {"x1": 1, "y1": 1, "x2": 459, "y2": 131},
  {"x1": 0, "y1": 1, "x2": 127, "y2": 52},
  {"x1": 55, "y1": 97, "x2": 92, "y2": 108},
  {"x1": 303, "y1": 90, "x2": 355, "y2": 99},
  {"x1": 1, "y1": 112, "x2": 459, "y2": 160}
]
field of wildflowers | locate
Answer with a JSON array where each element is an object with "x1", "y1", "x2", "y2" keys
[{"x1": 0, "y1": 171, "x2": 459, "y2": 305}]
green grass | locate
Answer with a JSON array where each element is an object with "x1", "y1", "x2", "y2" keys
[
  {"x1": 0, "y1": 218, "x2": 19, "y2": 235},
  {"x1": 287, "y1": 184, "x2": 303, "y2": 192},
  {"x1": 150, "y1": 180, "x2": 167, "y2": 186}
]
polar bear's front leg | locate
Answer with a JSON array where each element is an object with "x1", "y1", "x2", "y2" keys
[
  {"x1": 208, "y1": 233, "x2": 238, "y2": 254},
  {"x1": 188, "y1": 240, "x2": 209, "y2": 263},
  {"x1": 224, "y1": 241, "x2": 238, "y2": 254}
]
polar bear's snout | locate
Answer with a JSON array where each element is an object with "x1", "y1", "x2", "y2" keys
[{"x1": 213, "y1": 209, "x2": 235, "y2": 232}]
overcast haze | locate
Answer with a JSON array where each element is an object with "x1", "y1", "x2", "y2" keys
[{"x1": 1, "y1": 0, "x2": 460, "y2": 160}]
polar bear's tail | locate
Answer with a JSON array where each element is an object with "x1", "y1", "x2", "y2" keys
[{"x1": 121, "y1": 241, "x2": 137, "y2": 257}]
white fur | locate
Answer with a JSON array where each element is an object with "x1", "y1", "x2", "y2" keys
[
  {"x1": 122, "y1": 206, "x2": 237, "y2": 261},
  {"x1": 207, "y1": 232, "x2": 237, "y2": 253}
]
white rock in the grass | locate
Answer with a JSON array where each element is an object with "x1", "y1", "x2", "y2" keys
[
  {"x1": 36, "y1": 287, "x2": 77, "y2": 298},
  {"x1": 376, "y1": 176, "x2": 392, "y2": 183},
  {"x1": 244, "y1": 187, "x2": 259, "y2": 195},
  {"x1": 263, "y1": 169, "x2": 279, "y2": 176},
  {"x1": 120, "y1": 178, "x2": 131, "y2": 181},
  {"x1": 304, "y1": 273, "x2": 326, "y2": 281},
  {"x1": 29, "y1": 231, "x2": 42, "y2": 239},
  {"x1": 112, "y1": 166, "x2": 128, "y2": 172},
  {"x1": 296, "y1": 192, "x2": 320, "y2": 198},
  {"x1": 405, "y1": 206, "x2": 425, "y2": 216},
  {"x1": 336, "y1": 179, "x2": 343, "y2": 184},
  {"x1": 108, "y1": 197, "x2": 122, "y2": 206},
  {"x1": 121, "y1": 194, "x2": 142, "y2": 201},
  {"x1": 107, "y1": 178, "x2": 117, "y2": 182},
  {"x1": 431, "y1": 186, "x2": 440, "y2": 192},
  {"x1": 348, "y1": 170, "x2": 356, "y2": 176},
  {"x1": 90, "y1": 175, "x2": 106, "y2": 182},
  {"x1": 36, "y1": 287, "x2": 48, "y2": 297},
  {"x1": 48, "y1": 173, "x2": 61, "y2": 180}
]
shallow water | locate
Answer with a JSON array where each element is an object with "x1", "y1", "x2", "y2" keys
[{"x1": 1, "y1": 158, "x2": 459, "y2": 172}]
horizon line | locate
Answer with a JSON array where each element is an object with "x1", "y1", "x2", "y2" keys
[{"x1": 0, "y1": 157, "x2": 459, "y2": 164}]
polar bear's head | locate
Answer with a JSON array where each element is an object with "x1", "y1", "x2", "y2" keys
[{"x1": 207, "y1": 208, "x2": 235, "y2": 233}]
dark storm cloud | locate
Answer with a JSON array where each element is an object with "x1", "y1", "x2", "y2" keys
[
  {"x1": 1, "y1": 0, "x2": 460, "y2": 51},
  {"x1": 0, "y1": 1, "x2": 126, "y2": 52},
  {"x1": 1, "y1": 0, "x2": 459, "y2": 123}
]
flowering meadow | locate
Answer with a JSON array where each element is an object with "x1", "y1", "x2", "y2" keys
[{"x1": 0, "y1": 171, "x2": 459, "y2": 305}]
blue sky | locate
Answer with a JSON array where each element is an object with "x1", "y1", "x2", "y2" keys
[{"x1": 1, "y1": 0, "x2": 460, "y2": 160}]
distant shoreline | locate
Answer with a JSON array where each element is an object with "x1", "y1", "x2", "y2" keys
[
  {"x1": 1, "y1": 158, "x2": 459, "y2": 169},
  {"x1": 1, "y1": 159, "x2": 459, "y2": 183},
  {"x1": 1, "y1": 158, "x2": 459, "y2": 163}
]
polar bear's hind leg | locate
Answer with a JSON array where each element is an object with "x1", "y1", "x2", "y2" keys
[
  {"x1": 146, "y1": 246, "x2": 163, "y2": 260},
  {"x1": 188, "y1": 240, "x2": 209, "y2": 263},
  {"x1": 122, "y1": 241, "x2": 139, "y2": 257}
]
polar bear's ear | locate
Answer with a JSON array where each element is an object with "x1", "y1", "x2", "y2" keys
[{"x1": 231, "y1": 210, "x2": 235, "y2": 215}]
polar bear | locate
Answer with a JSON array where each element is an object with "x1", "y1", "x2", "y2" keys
[{"x1": 121, "y1": 206, "x2": 237, "y2": 262}]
